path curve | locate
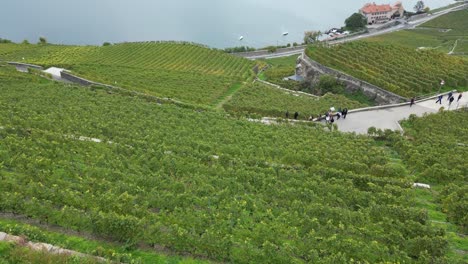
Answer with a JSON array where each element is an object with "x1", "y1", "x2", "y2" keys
[{"x1": 331, "y1": 92, "x2": 468, "y2": 134}]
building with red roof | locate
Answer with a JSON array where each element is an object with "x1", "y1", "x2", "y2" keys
[{"x1": 360, "y1": 2, "x2": 405, "y2": 24}]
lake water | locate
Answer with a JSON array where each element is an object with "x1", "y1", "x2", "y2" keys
[{"x1": 0, "y1": 0, "x2": 455, "y2": 48}]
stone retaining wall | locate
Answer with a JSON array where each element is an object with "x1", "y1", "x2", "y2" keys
[
  {"x1": 408, "y1": 13, "x2": 428, "y2": 21},
  {"x1": 60, "y1": 70, "x2": 100, "y2": 86},
  {"x1": 7, "y1": 62, "x2": 43, "y2": 70},
  {"x1": 60, "y1": 71, "x2": 190, "y2": 107},
  {"x1": 255, "y1": 79, "x2": 319, "y2": 98},
  {"x1": 297, "y1": 53, "x2": 407, "y2": 105},
  {"x1": 0, "y1": 231, "x2": 106, "y2": 262}
]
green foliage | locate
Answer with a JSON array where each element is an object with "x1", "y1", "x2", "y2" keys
[
  {"x1": 0, "y1": 242, "x2": 99, "y2": 264},
  {"x1": 0, "y1": 66, "x2": 449, "y2": 263},
  {"x1": 102, "y1": 42, "x2": 112, "y2": 46},
  {"x1": 224, "y1": 46, "x2": 256, "y2": 53},
  {"x1": 266, "y1": 46, "x2": 277, "y2": 53},
  {"x1": 224, "y1": 82, "x2": 366, "y2": 119},
  {"x1": 0, "y1": 42, "x2": 258, "y2": 106},
  {"x1": 399, "y1": 110, "x2": 468, "y2": 233},
  {"x1": 38, "y1": 37, "x2": 47, "y2": 45},
  {"x1": 414, "y1": 1, "x2": 426, "y2": 13},
  {"x1": 316, "y1": 75, "x2": 345, "y2": 95},
  {"x1": 0, "y1": 218, "x2": 202, "y2": 264},
  {"x1": 303, "y1": 31, "x2": 321, "y2": 44},
  {"x1": 261, "y1": 56, "x2": 374, "y2": 106},
  {"x1": 0, "y1": 38, "x2": 12, "y2": 44},
  {"x1": 345, "y1": 13, "x2": 367, "y2": 31},
  {"x1": 366, "y1": 9, "x2": 468, "y2": 54},
  {"x1": 21, "y1": 39, "x2": 30, "y2": 45},
  {"x1": 260, "y1": 55, "x2": 302, "y2": 91},
  {"x1": 306, "y1": 41, "x2": 468, "y2": 97},
  {"x1": 440, "y1": 184, "x2": 468, "y2": 233}
]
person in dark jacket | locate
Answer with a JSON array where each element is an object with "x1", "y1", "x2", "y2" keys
[
  {"x1": 457, "y1": 93, "x2": 463, "y2": 102},
  {"x1": 294, "y1": 112, "x2": 299, "y2": 120},
  {"x1": 435, "y1": 95, "x2": 443, "y2": 104},
  {"x1": 410, "y1": 97, "x2": 415, "y2": 107},
  {"x1": 447, "y1": 92, "x2": 453, "y2": 101},
  {"x1": 285, "y1": 111, "x2": 289, "y2": 119},
  {"x1": 342, "y1": 108, "x2": 348, "y2": 119}
]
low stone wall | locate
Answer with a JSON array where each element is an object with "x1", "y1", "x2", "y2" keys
[
  {"x1": 297, "y1": 53, "x2": 407, "y2": 105},
  {"x1": 60, "y1": 71, "x2": 190, "y2": 107},
  {"x1": 255, "y1": 79, "x2": 319, "y2": 98},
  {"x1": 60, "y1": 70, "x2": 100, "y2": 86},
  {"x1": 7, "y1": 62, "x2": 43, "y2": 70},
  {"x1": 408, "y1": 13, "x2": 428, "y2": 21},
  {"x1": 0, "y1": 231, "x2": 106, "y2": 262}
]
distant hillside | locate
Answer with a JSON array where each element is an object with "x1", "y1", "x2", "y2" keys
[
  {"x1": 0, "y1": 42, "x2": 258, "y2": 105},
  {"x1": 306, "y1": 41, "x2": 468, "y2": 97}
]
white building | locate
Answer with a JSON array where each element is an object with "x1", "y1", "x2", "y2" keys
[{"x1": 360, "y1": 2, "x2": 405, "y2": 24}]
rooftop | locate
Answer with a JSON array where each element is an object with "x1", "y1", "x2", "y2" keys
[{"x1": 361, "y1": 3, "x2": 392, "y2": 13}]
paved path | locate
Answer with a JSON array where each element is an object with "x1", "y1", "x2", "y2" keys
[{"x1": 332, "y1": 92, "x2": 468, "y2": 134}]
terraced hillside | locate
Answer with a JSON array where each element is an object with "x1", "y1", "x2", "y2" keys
[
  {"x1": 0, "y1": 42, "x2": 258, "y2": 105},
  {"x1": 224, "y1": 81, "x2": 366, "y2": 119},
  {"x1": 306, "y1": 41, "x2": 468, "y2": 97},
  {"x1": 0, "y1": 65, "x2": 451, "y2": 263},
  {"x1": 366, "y1": 9, "x2": 468, "y2": 54},
  {"x1": 398, "y1": 111, "x2": 468, "y2": 263}
]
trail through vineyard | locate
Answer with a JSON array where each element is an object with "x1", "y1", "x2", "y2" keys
[{"x1": 23, "y1": 64, "x2": 468, "y2": 135}]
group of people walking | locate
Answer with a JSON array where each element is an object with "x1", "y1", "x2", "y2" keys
[
  {"x1": 435, "y1": 92, "x2": 463, "y2": 108},
  {"x1": 285, "y1": 108, "x2": 348, "y2": 123},
  {"x1": 325, "y1": 108, "x2": 348, "y2": 124}
]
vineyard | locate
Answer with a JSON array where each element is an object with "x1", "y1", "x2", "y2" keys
[
  {"x1": 397, "y1": 110, "x2": 468, "y2": 263},
  {"x1": 399, "y1": 111, "x2": 468, "y2": 230},
  {"x1": 366, "y1": 9, "x2": 468, "y2": 54},
  {"x1": 0, "y1": 42, "x2": 258, "y2": 105},
  {"x1": 306, "y1": 41, "x2": 468, "y2": 97},
  {"x1": 223, "y1": 81, "x2": 366, "y2": 119},
  {"x1": 0, "y1": 65, "x2": 453, "y2": 263}
]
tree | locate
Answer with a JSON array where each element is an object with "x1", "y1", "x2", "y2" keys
[
  {"x1": 38, "y1": 37, "x2": 47, "y2": 45},
  {"x1": 303, "y1": 31, "x2": 321, "y2": 44},
  {"x1": 345, "y1": 13, "x2": 367, "y2": 30},
  {"x1": 317, "y1": 75, "x2": 344, "y2": 94},
  {"x1": 414, "y1": 1, "x2": 425, "y2": 13},
  {"x1": 22, "y1": 39, "x2": 30, "y2": 45}
]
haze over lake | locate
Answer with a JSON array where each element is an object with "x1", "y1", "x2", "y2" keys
[{"x1": 0, "y1": 0, "x2": 455, "y2": 48}]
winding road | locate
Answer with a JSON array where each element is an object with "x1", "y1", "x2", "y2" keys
[{"x1": 235, "y1": 3, "x2": 467, "y2": 60}]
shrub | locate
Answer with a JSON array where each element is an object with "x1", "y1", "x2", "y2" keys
[
  {"x1": 38, "y1": 37, "x2": 47, "y2": 45},
  {"x1": 266, "y1": 46, "x2": 277, "y2": 53}
]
